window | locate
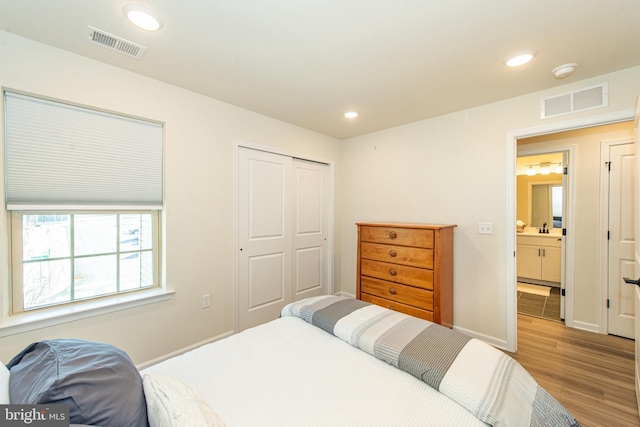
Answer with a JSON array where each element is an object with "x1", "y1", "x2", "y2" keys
[
  {"x1": 4, "y1": 91, "x2": 163, "y2": 315},
  {"x1": 12, "y1": 212, "x2": 159, "y2": 312}
]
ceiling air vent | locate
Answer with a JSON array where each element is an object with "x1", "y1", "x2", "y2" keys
[
  {"x1": 87, "y1": 26, "x2": 146, "y2": 60},
  {"x1": 541, "y1": 83, "x2": 608, "y2": 119}
]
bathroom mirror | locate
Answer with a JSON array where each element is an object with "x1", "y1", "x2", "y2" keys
[{"x1": 530, "y1": 183, "x2": 563, "y2": 228}]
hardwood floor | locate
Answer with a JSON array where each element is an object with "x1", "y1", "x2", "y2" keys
[{"x1": 508, "y1": 314, "x2": 639, "y2": 427}]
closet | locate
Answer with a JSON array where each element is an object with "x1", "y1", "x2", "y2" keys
[{"x1": 237, "y1": 147, "x2": 330, "y2": 331}]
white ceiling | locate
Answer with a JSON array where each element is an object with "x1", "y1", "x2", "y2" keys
[{"x1": 1, "y1": 1, "x2": 640, "y2": 139}]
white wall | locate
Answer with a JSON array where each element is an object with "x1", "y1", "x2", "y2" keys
[
  {"x1": 0, "y1": 31, "x2": 341, "y2": 364},
  {"x1": 340, "y1": 66, "x2": 640, "y2": 346}
]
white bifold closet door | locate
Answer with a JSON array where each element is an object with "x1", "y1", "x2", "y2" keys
[{"x1": 238, "y1": 147, "x2": 329, "y2": 331}]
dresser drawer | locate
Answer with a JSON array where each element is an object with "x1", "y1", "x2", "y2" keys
[
  {"x1": 360, "y1": 242, "x2": 434, "y2": 269},
  {"x1": 360, "y1": 259, "x2": 434, "y2": 289},
  {"x1": 361, "y1": 276, "x2": 434, "y2": 311},
  {"x1": 361, "y1": 293, "x2": 434, "y2": 322},
  {"x1": 360, "y1": 226, "x2": 434, "y2": 248}
]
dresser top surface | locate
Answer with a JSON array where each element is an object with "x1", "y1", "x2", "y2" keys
[{"x1": 356, "y1": 222, "x2": 457, "y2": 230}]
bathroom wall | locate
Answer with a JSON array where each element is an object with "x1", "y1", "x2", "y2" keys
[{"x1": 516, "y1": 174, "x2": 562, "y2": 227}]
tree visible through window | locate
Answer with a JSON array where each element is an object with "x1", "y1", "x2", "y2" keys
[{"x1": 19, "y1": 212, "x2": 156, "y2": 310}]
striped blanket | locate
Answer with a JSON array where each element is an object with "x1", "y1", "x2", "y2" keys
[{"x1": 281, "y1": 295, "x2": 580, "y2": 427}]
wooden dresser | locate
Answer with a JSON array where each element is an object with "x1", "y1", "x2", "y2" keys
[{"x1": 356, "y1": 222, "x2": 456, "y2": 328}]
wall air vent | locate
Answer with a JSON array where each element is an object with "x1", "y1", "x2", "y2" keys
[
  {"x1": 541, "y1": 83, "x2": 608, "y2": 119},
  {"x1": 87, "y1": 26, "x2": 146, "y2": 60}
]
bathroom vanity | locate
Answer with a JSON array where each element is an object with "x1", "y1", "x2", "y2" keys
[{"x1": 516, "y1": 233, "x2": 562, "y2": 285}]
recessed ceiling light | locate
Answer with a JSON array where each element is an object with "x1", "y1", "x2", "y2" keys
[
  {"x1": 505, "y1": 50, "x2": 536, "y2": 67},
  {"x1": 123, "y1": 5, "x2": 163, "y2": 31},
  {"x1": 344, "y1": 111, "x2": 358, "y2": 119}
]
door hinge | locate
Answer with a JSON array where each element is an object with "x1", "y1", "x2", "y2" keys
[
  {"x1": 607, "y1": 230, "x2": 610, "y2": 240},
  {"x1": 605, "y1": 161, "x2": 612, "y2": 172},
  {"x1": 562, "y1": 228, "x2": 566, "y2": 236},
  {"x1": 561, "y1": 288, "x2": 566, "y2": 297},
  {"x1": 607, "y1": 299, "x2": 610, "y2": 308},
  {"x1": 563, "y1": 166, "x2": 568, "y2": 175}
]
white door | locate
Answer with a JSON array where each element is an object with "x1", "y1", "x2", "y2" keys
[
  {"x1": 238, "y1": 148, "x2": 293, "y2": 331},
  {"x1": 292, "y1": 158, "x2": 329, "y2": 300},
  {"x1": 608, "y1": 142, "x2": 635, "y2": 338},
  {"x1": 632, "y1": 95, "x2": 640, "y2": 414}
]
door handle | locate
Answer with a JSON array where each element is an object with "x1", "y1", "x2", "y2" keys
[{"x1": 623, "y1": 277, "x2": 640, "y2": 286}]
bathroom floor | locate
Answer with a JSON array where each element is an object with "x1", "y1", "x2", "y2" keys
[{"x1": 517, "y1": 284, "x2": 562, "y2": 322}]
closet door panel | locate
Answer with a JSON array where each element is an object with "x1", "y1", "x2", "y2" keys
[
  {"x1": 238, "y1": 148, "x2": 292, "y2": 331},
  {"x1": 293, "y1": 159, "x2": 329, "y2": 300}
]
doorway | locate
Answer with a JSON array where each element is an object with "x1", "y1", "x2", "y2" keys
[
  {"x1": 515, "y1": 151, "x2": 567, "y2": 323},
  {"x1": 507, "y1": 118, "x2": 636, "y2": 352}
]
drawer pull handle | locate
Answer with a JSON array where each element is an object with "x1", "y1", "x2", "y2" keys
[
  {"x1": 389, "y1": 269, "x2": 397, "y2": 276},
  {"x1": 388, "y1": 249, "x2": 397, "y2": 257},
  {"x1": 389, "y1": 231, "x2": 397, "y2": 240},
  {"x1": 389, "y1": 287, "x2": 397, "y2": 295}
]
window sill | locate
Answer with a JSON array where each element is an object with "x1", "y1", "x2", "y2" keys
[{"x1": 0, "y1": 289, "x2": 175, "y2": 338}]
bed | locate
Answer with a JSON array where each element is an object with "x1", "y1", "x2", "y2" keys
[{"x1": 4, "y1": 295, "x2": 580, "y2": 427}]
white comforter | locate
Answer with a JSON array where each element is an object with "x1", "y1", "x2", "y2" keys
[{"x1": 143, "y1": 316, "x2": 486, "y2": 427}]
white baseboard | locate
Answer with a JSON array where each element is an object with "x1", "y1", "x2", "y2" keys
[
  {"x1": 571, "y1": 320, "x2": 600, "y2": 334},
  {"x1": 454, "y1": 325, "x2": 509, "y2": 351},
  {"x1": 335, "y1": 291, "x2": 355, "y2": 299},
  {"x1": 137, "y1": 329, "x2": 235, "y2": 370}
]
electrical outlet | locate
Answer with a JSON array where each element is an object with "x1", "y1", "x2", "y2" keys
[
  {"x1": 201, "y1": 294, "x2": 211, "y2": 309},
  {"x1": 478, "y1": 222, "x2": 493, "y2": 235}
]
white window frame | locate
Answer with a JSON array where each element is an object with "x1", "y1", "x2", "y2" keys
[
  {"x1": 1, "y1": 209, "x2": 170, "y2": 337},
  {"x1": 10, "y1": 210, "x2": 162, "y2": 314}
]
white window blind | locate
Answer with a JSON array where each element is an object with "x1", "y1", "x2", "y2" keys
[{"x1": 4, "y1": 92, "x2": 163, "y2": 210}]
